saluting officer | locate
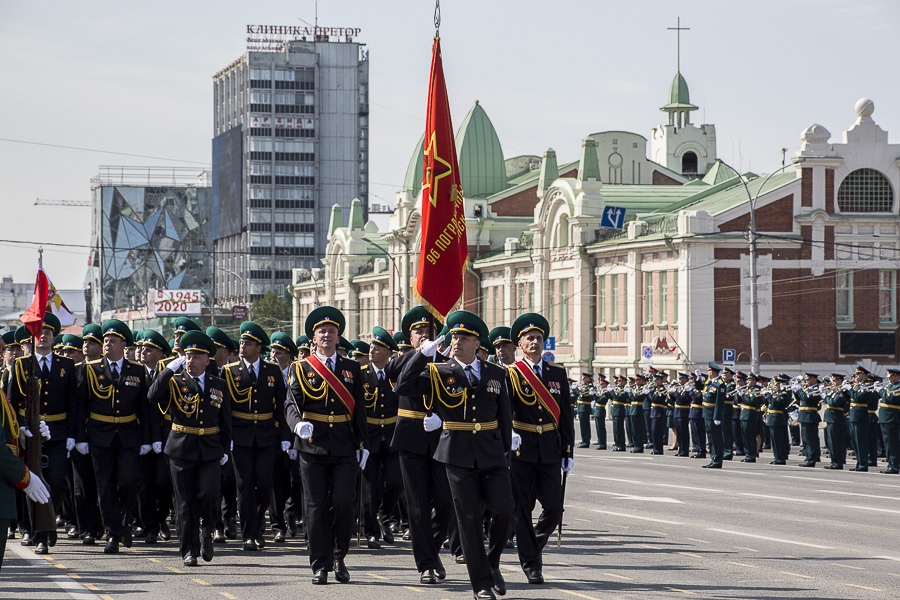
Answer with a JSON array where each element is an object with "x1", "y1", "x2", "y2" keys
[
  {"x1": 700, "y1": 363, "x2": 727, "y2": 469},
  {"x1": 285, "y1": 307, "x2": 368, "y2": 585},
  {"x1": 878, "y1": 368, "x2": 900, "y2": 474},
  {"x1": 75, "y1": 320, "x2": 151, "y2": 553},
  {"x1": 506, "y1": 313, "x2": 574, "y2": 586},
  {"x1": 148, "y1": 331, "x2": 231, "y2": 566}
]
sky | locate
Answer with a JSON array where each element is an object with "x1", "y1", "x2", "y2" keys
[{"x1": 1, "y1": 0, "x2": 898, "y2": 290}]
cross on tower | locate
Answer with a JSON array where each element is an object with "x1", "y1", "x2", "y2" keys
[{"x1": 668, "y1": 17, "x2": 690, "y2": 73}]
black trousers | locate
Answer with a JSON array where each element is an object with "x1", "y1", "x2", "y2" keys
[
  {"x1": 868, "y1": 417, "x2": 880, "y2": 465},
  {"x1": 799, "y1": 422, "x2": 821, "y2": 464},
  {"x1": 298, "y1": 452, "x2": 357, "y2": 572},
  {"x1": 283, "y1": 454, "x2": 303, "y2": 527},
  {"x1": 216, "y1": 452, "x2": 237, "y2": 530},
  {"x1": 232, "y1": 443, "x2": 277, "y2": 541},
  {"x1": 445, "y1": 463, "x2": 513, "y2": 592},
  {"x1": 650, "y1": 414, "x2": 666, "y2": 454},
  {"x1": 592, "y1": 407, "x2": 607, "y2": 448},
  {"x1": 510, "y1": 460, "x2": 561, "y2": 573},
  {"x1": 611, "y1": 413, "x2": 626, "y2": 450},
  {"x1": 825, "y1": 420, "x2": 847, "y2": 465},
  {"x1": 268, "y1": 451, "x2": 291, "y2": 534},
  {"x1": 628, "y1": 413, "x2": 646, "y2": 452},
  {"x1": 91, "y1": 437, "x2": 139, "y2": 540},
  {"x1": 722, "y1": 408, "x2": 734, "y2": 458},
  {"x1": 398, "y1": 451, "x2": 453, "y2": 572},
  {"x1": 740, "y1": 419, "x2": 759, "y2": 460},
  {"x1": 138, "y1": 451, "x2": 172, "y2": 536},
  {"x1": 362, "y1": 441, "x2": 402, "y2": 539},
  {"x1": 169, "y1": 455, "x2": 220, "y2": 559},
  {"x1": 625, "y1": 415, "x2": 635, "y2": 446},
  {"x1": 72, "y1": 451, "x2": 102, "y2": 537},
  {"x1": 576, "y1": 405, "x2": 591, "y2": 444},
  {"x1": 0, "y1": 518, "x2": 8, "y2": 572},
  {"x1": 769, "y1": 423, "x2": 789, "y2": 462},
  {"x1": 881, "y1": 422, "x2": 900, "y2": 471},
  {"x1": 850, "y1": 421, "x2": 869, "y2": 469},
  {"x1": 27, "y1": 442, "x2": 67, "y2": 544},
  {"x1": 731, "y1": 416, "x2": 745, "y2": 455},
  {"x1": 690, "y1": 416, "x2": 706, "y2": 455},
  {"x1": 674, "y1": 413, "x2": 690, "y2": 456},
  {"x1": 705, "y1": 418, "x2": 724, "y2": 465}
]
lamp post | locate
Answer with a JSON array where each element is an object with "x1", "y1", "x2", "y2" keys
[
  {"x1": 220, "y1": 267, "x2": 251, "y2": 320},
  {"x1": 363, "y1": 236, "x2": 405, "y2": 329}
]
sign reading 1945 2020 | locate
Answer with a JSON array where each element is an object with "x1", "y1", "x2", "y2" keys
[{"x1": 148, "y1": 289, "x2": 203, "y2": 317}]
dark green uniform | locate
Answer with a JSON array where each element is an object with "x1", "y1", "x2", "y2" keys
[
  {"x1": 766, "y1": 385, "x2": 792, "y2": 464},
  {"x1": 823, "y1": 382, "x2": 850, "y2": 469},
  {"x1": 609, "y1": 380, "x2": 628, "y2": 451},
  {"x1": 878, "y1": 375, "x2": 900, "y2": 474},
  {"x1": 794, "y1": 383, "x2": 823, "y2": 466},
  {"x1": 576, "y1": 379, "x2": 595, "y2": 448},
  {"x1": 738, "y1": 385, "x2": 763, "y2": 462},
  {"x1": 849, "y1": 382, "x2": 876, "y2": 471},
  {"x1": 592, "y1": 384, "x2": 610, "y2": 449}
]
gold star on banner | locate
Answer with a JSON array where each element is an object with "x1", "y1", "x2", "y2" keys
[{"x1": 422, "y1": 131, "x2": 453, "y2": 207}]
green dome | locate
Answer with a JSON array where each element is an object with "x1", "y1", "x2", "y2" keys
[
  {"x1": 661, "y1": 72, "x2": 698, "y2": 112},
  {"x1": 455, "y1": 101, "x2": 507, "y2": 198},
  {"x1": 402, "y1": 133, "x2": 425, "y2": 196}
]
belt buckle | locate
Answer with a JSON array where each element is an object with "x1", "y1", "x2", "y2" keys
[
  {"x1": 113, "y1": 416, "x2": 120, "y2": 423},
  {"x1": 535, "y1": 425, "x2": 543, "y2": 434},
  {"x1": 327, "y1": 415, "x2": 335, "y2": 423},
  {"x1": 379, "y1": 418, "x2": 385, "y2": 426},
  {"x1": 473, "y1": 422, "x2": 481, "y2": 432},
  {"x1": 198, "y1": 428, "x2": 205, "y2": 435}
]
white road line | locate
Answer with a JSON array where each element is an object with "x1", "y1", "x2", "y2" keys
[
  {"x1": 738, "y1": 492, "x2": 819, "y2": 503},
  {"x1": 8, "y1": 545, "x2": 103, "y2": 600},
  {"x1": 655, "y1": 483, "x2": 723, "y2": 493},
  {"x1": 847, "y1": 505, "x2": 900, "y2": 515},
  {"x1": 590, "y1": 491, "x2": 683, "y2": 503},
  {"x1": 707, "y1": 528, "x2": 831, "y2": 549},
  {"x1": 781, "y1": 475, "x2": 853, "y2": 485},
  {"x1": 701, "y1": 468, "x2": 767, "y2": 476},
  {"x1": 583, "y1": 475, "x2": 642, "y2": 484},
  {"x1": 593, "y1": 509, "x2": 683, "y2": 525},
  {"x1": 873, "y1": 555, "x2": 900, "y2": 561},
  {"x1": 817, "y1": 490, "x2": 899, "y2": 500}
]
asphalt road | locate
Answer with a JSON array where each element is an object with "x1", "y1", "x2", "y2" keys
[{"x1": 3, "y1": 429, "x2": 900, "y2": 600}]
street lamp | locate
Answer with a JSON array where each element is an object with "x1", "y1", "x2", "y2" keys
[
  {"x1": 362, "y1": 236, "x2": 406, "y2": 329},
  {"x1": 220, "y1": 267, "x2": 251, "y2": 320}
]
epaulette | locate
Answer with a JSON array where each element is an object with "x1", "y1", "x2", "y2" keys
[
  {"x1": 86, "y1": 358, "x2": 103, "y2": 365},
  {"x1": 128, "y1": 360, "x2": 142, "y2": 367},
  {"x1": 546, "y1": 363, "x2": 565, "y2": 370},
  {"x1": 360, "y1": 364, "x2": 368, "y2": 370},
  {"x1": 224, "y1": 361, "x2": 241, "y2": 369}
]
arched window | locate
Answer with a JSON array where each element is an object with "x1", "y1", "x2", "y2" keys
[
  {"x1": 555, "y1": 214, "x2": 569, "y2": 247},
  {"x1": 837, "y1": 168, "x2": 894, "y2": 212},
  {"x1": 681, "y1": 151, "x2": 698, "y2": 174}
]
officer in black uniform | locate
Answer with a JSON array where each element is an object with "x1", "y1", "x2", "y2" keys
[
  {"x1": 148, "y1": 331, "x2": 231, "y2": 566},
  {"x1": 75, "y1": 320, "x2": 151, "y2": 553},
  {"x1": 793, "y1": 373, "x2": 823, "y2": 467},
  {"x1": 285, "y1": 307, "x2": 368, "y2": 585},
  {"x1": 700, "y1": 362, "x2": 726, "y2": 469},
  {"x1": 222, "y1": 321, "x2": 288, "y2": 550},
  {"x1": 396, "y1": 310, "x2": 514, "y2": 600},
  {"x1": 823, "y1": 373, "x2": 850, "y2": 469},
  {"x1": 207, "y1": 326, "x2": 239, "y2": 542},
  {"x1": 506, "y1": 312, "x2": 574, "y2": 586},
  {"x1": 592, "y1": 375, "x2": 610, "y2": 450},
  {"x1": 71, "y1": 324, "x2": 104, "y2": 545},
  {"x1": 688, "y1": 371, "x2": 706, "y2": 459},
  {"x1": 268, "y1": 332, "x2": 301, "y2": 543}
]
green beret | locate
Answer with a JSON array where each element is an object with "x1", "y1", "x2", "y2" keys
[
  {"x1": 371, "y1": 326, "x2": 399, "y2": 351},
  {"x1": 1, "y1": 331, "x2": 16, "y2": 346},
  {"x1": 401, "y1": 306, "x2": 443, "y2": 339},
  {"x1": 270, "y1": 332, "x2": 298, "y2": 357},
  {"x1": 15, "y1": 325, "x2": 32, "y2": 344},
  {"x1": 350, "y1": 339, "x2": 370, "y2": 356},
  {"x1": 180, "y1": 331, "x2": 216, "y2": 355},
  {"x1": 445, "y1": 310, "x2": 488, "y2": 340},
  {"x1": 82, "y1": 324, "x2": 102, "y2": 344},
  {"x1": 173, "y1": 317, "x2": 201, "y2": 335},
  {"x1": 101, "y1": 319, "x2": 133, "y2": 346},
  {"x1": 392, "y1": 331, "x2": 412, "y2": 349},
  {"x1": 305, "y1": 306, "x2": 345, "y2": 338},
  {"x1": 488, "y1": 326, "x2": 512, "y2": 346},
  {"x1": 294, "y1": 335, "x2": 310, "y2": 350},
  {"x1": 338, "y1": 336, "x2": 354, "y2": 354},
  {"x1": 240, "y1": 321, "x2": 270, "y2": 347},
  {"x1": 510, "y1": 313, "x2": 550, "y2": 341},
  {"x1": 139, "y1": 330, "x2": 171, "y2": 357},
  {"x1": 206, "y1": 327, "x2": 233, "y2": 352},
  {"x1": 60, "y1": 334, "x2": 83, "y2": 351},
  {"x1": 42, "y1": 313, "x2": 61, "y2": 336}
]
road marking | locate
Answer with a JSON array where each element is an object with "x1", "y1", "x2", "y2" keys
[
  {"x1": 99, "y1": 596, "x2": 114, "y2": 600},
  {"x1": 591, "y1": 491, "x2": 683, "y2": 503},
  {"x1": 704, "y1": 468, "x2": 766, "y2": 476},
  {"x1": 679, "y1": 552, "x2": 704, "y2": 559},
  {"x1": 84, "y1": 584, "x2": 100, "y2": 591},
  {"x1": 560, "y1": 590, "x2": 604, "y2": 600},
  {"x1": 728, "y1": 562, "x2": 757, "y2": 568},
  {"x1": 367, "y1": 572, "x2": 390, "y2": 580},
  {"x1": 605, "y1": 523, "x2": 630, "y2": 529},
  {"x1": 643, "y1": 529, "x2": 667, "y2": 536},
  {"x1": 55, "y1": 563, "x2": 69, "y2": 569},
  {"x1": 8, "y1": 547, "x2": 104, "y2": 600},
  {"x1": 638, "y1": 544, "x2": 661, "y2": 550},
  {"x1": 834, "y1": 564, "x2": 864, "y2": 570},
  {"x1": 708, "y1": 529, "x2": 831, "y2": 549},
  {"x1": 847, "y1": 504, "x2": 900, "y2": 515},
  {"x1": 167, "y1": 567, "x2": 184, "y2": 574},
  {"x1": 69, "y1": 573, "x2": 82, "y2": 579},
  {"x1": 738, "y1": 492, "x2": 818, "y2": 503},
  {"x1": 873, "y1": 555, "x2": 900, "y2": 561},
  {"x1": 219, "y1": 593, "x2": 239, "y2": 600},
  {"x1": 656, "y1": 483, "x2": 722, "y2": 492},
  {"x1": 403, "y1": 586, "x2": 425, "y2": 593},
  {"x1": 193, "y1": 578, "x2": 211, "y2": 586},
  {"x1": 781, "y1": 475, "x2": 852, "y2": 484},
  {"x1": 665, "y1": 587, "x2": 697, "y2": 595},
  {"x1": 594, "y1": 510, "x2": 682, "y2": 525},
  {"x1": 573, "y1": 518, "x2": 592, "y2": 522},
  {"x1": 686, "y1": 537, "x2": 710, "y2": 543},
  {"x1": 148, "y1": 558, "x2": 161, "y2": 563},
  {"x1": 781, "y1": 571, "x2": 814, "y2": 579},
  {"x1": 818, "y1": 490, "x2": 898, "y2": 500},
  {"x1": 584, "y1": 475, "x2": 642, "y2": 484},
  {"x1": 846, "y1": 583, "x2": 881, "y2": 592},
  {"x1": 734, "y1": 546, "x2": 759, "y2": 552},
  {"x1": 603, "y1": 572, "x2": 633, "y2": 581}
]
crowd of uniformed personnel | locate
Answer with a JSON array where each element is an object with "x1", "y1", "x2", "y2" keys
[
  {"x1": 571, "y1": 362, "x2": 900, "y2": 473},
  {"x1": 0, "y1": 306, "x2": 579, "y2": 600}
]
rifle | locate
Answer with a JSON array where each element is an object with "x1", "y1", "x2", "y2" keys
[{"x1": 25, "y1": 358, "x2": 56, "y2": 533}]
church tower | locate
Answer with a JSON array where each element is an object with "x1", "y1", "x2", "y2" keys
[{"x1": 650, "y1": 18, "x2": 717, "y2": 177}]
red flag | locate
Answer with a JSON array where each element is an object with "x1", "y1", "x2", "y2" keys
[
  {"x1": 21, "y1": 254, "x2": 49, "y2": 338},
  {"x1": 414, "y1": 36, "x2": 468, "y2": 319}
]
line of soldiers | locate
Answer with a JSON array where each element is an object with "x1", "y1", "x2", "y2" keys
[
  {"x1": 3, "y1": 305, "x2": 575, "y2": 600},
  {"x1": 571, "y1": 362, "x2": 900, "y2": 473}
]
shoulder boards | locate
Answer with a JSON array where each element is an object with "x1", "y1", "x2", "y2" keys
[
  {"x1": 86, "y1": 358, "x2": 104, "y2": 365},
  {"x1": 224, "y1": 361, "x2": 241, "y2": 369},
  {"x1": 127, "y1": 360, "x2": 142, "y2": 367},
  {"x1": 546, "y1": 363, "x2": 565, "y2": 370},
  {"x1": 360, "y1": 364, "x2": 368, "y2": 370}
]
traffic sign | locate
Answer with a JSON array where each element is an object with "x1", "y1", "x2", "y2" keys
[
  {"x1": 544, "y1": 336, "x2": 556, "y2": 351},
  {"x1": 722, "y1": 348, "x2": 736, "y2": 366},
  {"x1": 232, "y1": 305, "x2": 249, "y2": 320},
  {"x1": 542, "y1": 351, "x2": 555, "y2": 363},
  {"x1": 642, "y1": 346, "x2": 653, "y2": 362},
  {"x1": 600, "y1": 205, "x2": 627, "y2": 230}
]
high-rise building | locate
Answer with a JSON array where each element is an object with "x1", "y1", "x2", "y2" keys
[{"x1": 212, "y1": 34, "x2": 369, "y2": 305}]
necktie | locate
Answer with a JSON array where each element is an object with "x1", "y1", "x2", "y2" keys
[
  {"x1": 378, "y1": 370, "x2": 385, "y2": 384},
  {"x1": 248, "y1": 363, "x2": 256, "y2": 379},
  {"x1": 327, "y1": 357, "x2": 335, "y2": 372},
  {"x1": 41, "y1": 357, "x2": 50, "y2": 378},
  {"x1": 110, "y1": 362, "x2": 119, "y2": 383},
  {"x1": 533, "y1": 364, "x2": 541, "y2": 379},
  {"x1": 194, "y1": 376, "x2": 203, "y2": 393},
  {"x1": 465, "y1": 365, "x2": 478, "y2": 387}
]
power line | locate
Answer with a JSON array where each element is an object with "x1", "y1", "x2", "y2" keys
[{"x1": 0, "y1": 137, "x2": 210, "y2": 166}]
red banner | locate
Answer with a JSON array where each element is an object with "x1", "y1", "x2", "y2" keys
[
  {"x1": 21, "y1": 255, "x2": 49, "y2": 339},
  {"x1": 414, "y1": 36, "x2": 468, "y2": 319}
]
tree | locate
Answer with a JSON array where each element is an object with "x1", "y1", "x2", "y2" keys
[{"x1": 251, "y1": 290, "x2": 292, "y2": 332}]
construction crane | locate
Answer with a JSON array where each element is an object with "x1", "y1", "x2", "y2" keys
[{"x1": 34, "y1": 198, "x2": 91, "y2": 207}]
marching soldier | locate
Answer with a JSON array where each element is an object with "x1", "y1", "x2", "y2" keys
[
  {"x1": 792, "y1": 373, "x2": 823, "y2": 467},
  {"x1": 222, "y1": 321, "x2": 288, "y2": 550},
  {"x1": 737, "y1": 373, "x2": 763, "y2": 463},
  {"x1": 71, "y1": 324, "x2": 103, "y2": 545},
  {"x1": 506, "y1": 312, "x2": 574, "y2": 585},
  {"x1": 609, "y1": 375, "x2": 628, "y2": 452},
  {"x1": 75, "y1": 320, "x2": 151, "y2": 553},
  {"x1": 849, "y1": 366, "x2": 875, "y2": 471},
  {"x1": 627, "y1": 373, "x2": 648, "y2": 454},
  {"x1": 148, "y1": 331, "x2": 231, "y2": 566},
  {"x1": 765, "y1": 374, "x2": 792, "y2": 465},
  {"x1": 489, "y1": 327, "x2": 516, "y2": 368},
  {"x1": 576, "y1": 373, "x2": 594, "y2": 448},
  {"x1": 671, "y1": 373, "x2": 692, "y2": 457},
  {"x1": 396, "y1": 310, "x2": 514, "y2": 600},
  {"x1": 878, "y1": 368, "x2": 900, "y2": 474},
  {"x1": 592, "y1": 375, "x2": 610, "y2": 450},
  {"x1": 700, "y1": 363, "x2": 726, "y2": 469},
  {"x1": 207, "y1": 326, "x2": 239, "y2": 542},
  {"x1": 268, "y1": 332, "x2": 302, "y2": 543},
  {"x1": 823, "y1": 373, "x2": 850, "y2": 469},
  {"x1": 285, "y1": 307, "x2": 368, "y2": 585}
]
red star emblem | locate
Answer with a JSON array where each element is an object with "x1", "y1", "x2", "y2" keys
[{"x1": 422, "y1": 132, "x2": 453, "y2": 207}]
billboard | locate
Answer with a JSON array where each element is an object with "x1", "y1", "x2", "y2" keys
[
  {"x1": 148, "y1": 289, "x2": 203, "y2": 317},
  {"x1": 212, "y1": 125, "x2": 244, "y2": 240}
]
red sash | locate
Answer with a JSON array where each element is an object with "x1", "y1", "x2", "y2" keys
[
  {"x1": 513, "y1": 361, "x2": 561, "y2": 426},
  {"x1": 305, "y1": 355, "x2": 356, "y2": 417}
]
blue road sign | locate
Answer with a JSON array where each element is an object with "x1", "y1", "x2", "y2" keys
[
  {"x1": 600, "y1": 205, "x2": 627, "y2": 230},
  {"x1": 722, "y1": 348, "x2": 736, "y2": 364},
  {"x1": 542, "y1": 351, "x2": 555, "y2": 363},
  {"x1": 642, "y1": 346, "x2": 653, "y2": 360},
  {"x1": 544, "y1": 336, "x2": 556, "y2": 351}
]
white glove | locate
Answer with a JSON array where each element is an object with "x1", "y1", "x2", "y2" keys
[
  {"x1": 714, "y1": 419, "x2": 721, "y2": 426},
  {"x1": 440, "y1": 345, "x2": 452, "y2": 357},
  {"x1": 294, "y1": 421, "x2": 313, "y2": 440},
  {"x1": 75, "y1": 442, "x2": 90, "y2": 455},
  {"x1": 287, "y1": 449, "x2": 298, "y2": 460},
  {"x1": 152, "y1": 441, "x2": 162, "y2": 454},
  {"x1": 791, "y1": 383, "x2": 801, "y2": 392},
  {"x1": 66, "y1": 438, "x2": 76, "y2": 453},
  {"x1": 357, "y1": 448, "x2": 370, "y2": 470},
  {"x1": 874, "y1": 382, "x2": 883, "y2": 392},
  {"x1": 166, "y1": 356, "x2": 186, "y2": 372},
  {"x1": 420, "y1": 335, "x2": 444, "y2": 359},
  {"x1": 736, "y1": 389, "x2": 744, "y2": 397},
  {"x1": 624, "y1": 386, "x2": 632, "y2": 393},
  {"x1": 39, "y1": 420, "x2": 51, "y2": 440},
  {"x1": 23, "y1": 474, "x2": 50, "y2": 504},
  {"x1": 281, "y1": 440, "x2": 291, "y2": 453},
  {"x1": 20, "y1": 427, "x2": 32, "y2": 441},
  {"x1": 590, "y1": 400, "x2": 596, "y2": 410},
  {"x1": 220, "y1": 454, "x2": 229, "y2": 466},
  {"x1": 423, "y1": 412, "x2": 443, "y2": 432},
  {"x1": 694, "y1": 369, "x2": 702, "y2": 378},
  {"x1": 561, "y1": 458, "x2": 574, "y2": 474},
  {"x1": 842, "y1": 383, "x2": 851, "y2": 391},
  {"x1": 139, "y1": 444, "x2": 152, "y2": 456},
  {"x1": 510, "y1": 431, "x2": 522, "y2": 452}
]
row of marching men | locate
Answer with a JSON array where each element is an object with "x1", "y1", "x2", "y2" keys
[
  {"x1": 0, "y1": 306, "x2": 575, "y2": 600},
  {"x1": 571, "y1": 362, "x2": 900, "y2": 473}
]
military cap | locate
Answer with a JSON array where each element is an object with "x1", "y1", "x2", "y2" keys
[
  {"x1": 758, "y1": 374, "x2": 770, "y2": 383},
  {"x1": 60, "y1": 334, "x2": 83, "y2": 351},
  {"x1": 510, "y1": 312, "x2": 550, "y2": 342},
  {"x1": 180, "y1": 330, "x2": 216, "y2": 354},
  {"x1": 438, "y1": 324, "x2": 449, "y2": 339},
  {"x1": 173, "y1": 317, "x2": 201, "y2": 335},
  {"x1": 478, "y1": 335, "x2": 494, "y2": 356},
  {"x1": 82, "y1": 323, "x2": 102, "y2": 344},
  {"x1": 723, "y1": 367, "x2": 735, "y2": 375},
  {"x1": 401, "y1": 306, "x2": 442, "y2": 339},
  {"x1": 169, "y1": 339, "x2": 176, "y2": 351},
  {"x1": 653, "y1": 371, "x2": 666, "y2": 379},
  {"x1": 39, "y1": 313, "x2": 61, "y2": 336},
  {"x1": 488, "y1": 327, "x2": 513, "y2": 346},
  {"x1": 707, "y1": 362, "x2": 722, "y2": 372},
  {"x1": 14, "y1": 326, "x2": 31, "y2": 345},
  {"x1": 393, "y1": 331, "x2": 413, "y2": 349},
  {"x1": 305, "y1": 306, "x2": 345, "y2": 338},
  {"x1": 872, "y1": 374, "x2": 884, "y2": 383},
  {"x1": 855, "y1": 365, "x2": 870, "y2": 375},
  {"x1": 240, "y1": 321, "x2": 270, "y2": 347},
  {"x1": 804, "y1": 372, "x2": 819, "y2": 379},
  {"x1": 53, "y1": 334, "x2": 64, "y2": 350},
  {"x1": 101, "y1": 319, "x2": 133, "y2": 346},
  {"x1": 735, "y1": 371, "x2": 747, "y2": 380},
  {"x1": 886, "y1": 368, "x2": 900, "y2": 376},
  {"x1": 338, "y1": 336, "x2": 355, "y2": 354},
  {"x1": 206, "y1": 327, "x2": 233, "y2": 352},
  {"x1": 1, "y1": 331, "x2": 18, "y2": 347},
  {"x1": 350, "y1": 339, "x2": 370, "y2": 357},
  {"x1": 270, "y1": 332, "x2": 298, "y2": 357},
  {"x1": 677, "y1": 372, "x2": 690, "y2": 378},
  {"x1": 295, "y1": 335, "x2": 310, "y2": 350},
  {"x1": 830, "y1": 372, "x2": 845, "y2": 379},
  {"x1": 615, "y1": 374, "x2": 627, "y2": 381},
  {"x1": 581, "y1": 372, "x2": 593, "y2": 378},
  {"x1": 371, "y1": 326, "x2": 399, "y2": 351},
  {"x1": 747, "y1": 372, "x2": 758, "y2": 380},
  {"x1": 139, "y1": 330, "x2": 171, "y2": 356},
  {"x1": 445, "y1": 310, "x2": 488, "y2": 341},
  {"x1": 634, "y1": 372, "x2": 648, "y2": 380},
  {"x1": 775, "y1": 373, "x2": 791, "y2": 383}
]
